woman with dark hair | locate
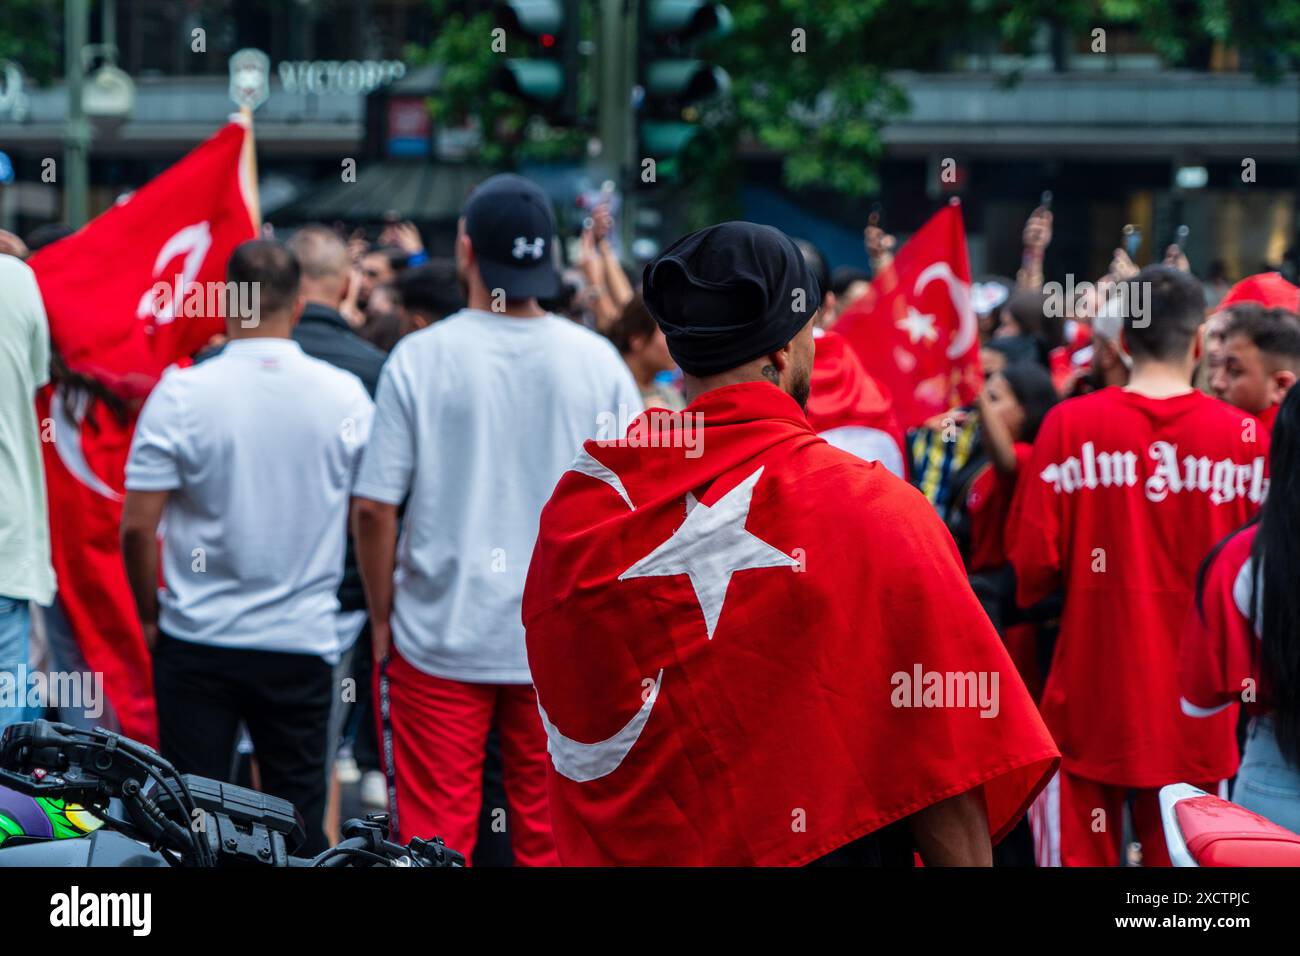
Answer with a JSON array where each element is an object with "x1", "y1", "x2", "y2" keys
[
  {"x1": 1183, "y1": 383, "x2": 1300, "y2": 832},
  {"x1": 965, "y1": 362, "x2": 1059, "y2": 575},
  {"x1": 952, "y1": 362, "x2": 1060, "y2": 701},
  {"x1": 606, "y1": 292, "x2": 684, "y2": 411}
]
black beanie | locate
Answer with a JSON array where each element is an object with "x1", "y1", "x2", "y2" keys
[{"x1": 642, "y1": 221, "x2": 820, "y2": 377}]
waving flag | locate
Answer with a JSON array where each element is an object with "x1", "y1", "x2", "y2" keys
[
  {"x1": 524, "y1": 383, "x2": 1058, "y2": 865},
  {"x1": 27, "y1": 120, "x2": 258, "y2": 745},
  {"x1": 835, "y1": 202, "x2": 982, "y2": 430},
  {"x1": 806, "y1": 328, "x2": 906, "y2": 478}
]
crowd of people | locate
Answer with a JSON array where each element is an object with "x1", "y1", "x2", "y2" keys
[{"x1": 2, "y1": 171, "x2": 1300, "y2": 867}]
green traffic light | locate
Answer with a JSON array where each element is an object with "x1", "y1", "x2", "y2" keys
[
  {"x1": 644, "y1": 1, "x2": 733, "y2": 42},
  {"x1": 644, "y1": 60, "x2": 730, "y2": 101},
  {"x1": 640, "y1": 120, "x2": 700, "y2": 156},
  {"x1": 499, "y1": 59, "x2": 566, "y2": 104},
  {"x1": 496, "y1": 0, "x2": 564, "y2": 36}
]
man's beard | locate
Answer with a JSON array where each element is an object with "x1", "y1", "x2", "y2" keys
[{"x1": 789, "y1": 364, "x2": 812, "y2": 411}]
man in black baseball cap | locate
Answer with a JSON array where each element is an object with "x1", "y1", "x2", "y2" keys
[
  {"x1": 459, "y1": 173, "x2": 561, "y2": 304},
  {"x1": 352, "y1": 171, "x2": 641, "y2": 864},
  {"x1": 642, "y1": 220, "x2": 821, "y2": 408}
]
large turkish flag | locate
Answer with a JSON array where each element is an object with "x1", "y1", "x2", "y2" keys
[
  {"x1": 835, "y1": 202, "x2": 982, "y2": 430},
  {"x1": 27, "y1": 121, "x2": 257, "y2": 745}
]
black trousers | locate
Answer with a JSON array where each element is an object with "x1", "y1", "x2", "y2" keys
[
  {"x1": 152, "y1": 633, "x2": 334, "y2": 856},
  {"x1": 347, "y1": 624, "x2": 381, "y2": 772}
]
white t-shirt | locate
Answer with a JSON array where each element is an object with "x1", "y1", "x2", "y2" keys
[
  {"x1": 354, "y1": 309, "x2": 642, "y2": 684},
  {"x1": 126, "y1": 338, "x2": 374, "y2": 660},
  {"x1": 0, "y1": 256, "x2": 55, "y2": 606}
]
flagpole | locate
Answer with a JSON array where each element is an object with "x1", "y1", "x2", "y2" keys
[{"x1": 238, "y1": 104, "x2": 263, "y2": 231}]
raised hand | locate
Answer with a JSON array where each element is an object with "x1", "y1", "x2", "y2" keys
[
  {"x1": 0, "y1": 228, "x2": 29, "y2": 259},
  {"x1": 865, "y1": 212, "x2": 896, "y2": 271},
  {"x1": 380, "y1": 220, "x2": 425, "y2": 255},
  {"x1": 1022, "y1": 206, "x2": 1053, "y2": 251}
]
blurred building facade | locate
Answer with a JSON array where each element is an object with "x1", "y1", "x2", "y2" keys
[
  {"x1": 0, "y1": 0, "x2": 439, "y2": 235},
  {"x1": 746, "y1": 21, "x2": 1300, "y2": 282},
  {"x1": 1, "y1": 5, "x2": 1297, "y2": 282}
]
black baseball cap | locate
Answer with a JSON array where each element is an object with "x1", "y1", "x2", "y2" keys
[{"x1": 462, "y1": 173, "x2": 560, "y2": 300}]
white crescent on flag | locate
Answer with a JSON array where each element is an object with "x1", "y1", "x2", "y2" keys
[
  {"x1": 537, "y1": 448, "x2": 661, "y2": 783},
  {"x1": 914, "y1": 262, "x2": 976, "y2": 360},
  {"x1": 50, "y1": 387, "x2": 123, "y2": 502},
  {"x1": 135, "y1": 221, "x2": 214, "y2": 325},
  {"x1": 537, "y1": 670, "x2": 664, "y2": 783}
]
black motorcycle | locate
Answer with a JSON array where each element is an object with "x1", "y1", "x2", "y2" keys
[{"x1": 0, "y1": 719, "x2": 463, "y2": 868}]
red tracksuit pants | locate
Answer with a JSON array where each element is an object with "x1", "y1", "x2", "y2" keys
[
  {"x1": 374, "y1": 646, "x2": 558, "y2": 866},
  {"x1": 1030, "y1": 769, "x2": 1225, "y2": 866}
]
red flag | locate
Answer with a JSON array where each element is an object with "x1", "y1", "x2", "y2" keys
[
  {"x1": 30, "y1": 121, "x2": 256, "y2": 391},
  {"x1": 28, "y1": 122, "x2": 257, "y2": 745},
  {"x1": 805, "y1": 328, "x2": 906, "y2": 478},
  {"x1": 524, "y1": 383, "x2": 1058, "y2": 865},
  {"x1": 835, "y1": 202, "x2": 982, "y2": 430}
]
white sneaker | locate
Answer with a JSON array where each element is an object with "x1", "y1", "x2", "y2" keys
[{"x1": 360, "y1": 770, "x2": 388, "y2": 809}]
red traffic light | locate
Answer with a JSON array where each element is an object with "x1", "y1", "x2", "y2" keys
[{"x1": 541, "y1": 33, "x2": 556, "y2": 48}]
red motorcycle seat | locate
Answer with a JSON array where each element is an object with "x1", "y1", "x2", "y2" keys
[{"x1": 1177, "y1": 795, "x2": 1300, "y2": 867}]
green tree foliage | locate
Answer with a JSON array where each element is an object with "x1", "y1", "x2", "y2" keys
[
  {"x1": 415, "y1": 0, "x2": 1300, "y2": 204},
  {"x1": 0, "y1": 0, "x2": 61, "y2": 84},
  {"x1": 411, "y1": 1, "x2": 587, "y2": 166}
]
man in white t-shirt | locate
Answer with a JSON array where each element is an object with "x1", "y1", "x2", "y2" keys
[
  {"x1": 0, "y1": 255, "x2": 56, "y2": 729},
  {"x1": 353, "y1": 175, "x2": 641, "y2": 862},
  {"x1": 121, "y1": 240, "x2": 374, "y2": 855}
]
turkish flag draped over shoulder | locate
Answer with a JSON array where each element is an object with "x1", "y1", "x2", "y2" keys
[
  {"x1": 524, "y1": 383, "x2": 1058, "y2": 865},
  {"x1": 27, "y1": 122, "x2": 257, "y2": 745},
  {"x1": 835, "y1": 202, "x2": 982, "y2": 430}
]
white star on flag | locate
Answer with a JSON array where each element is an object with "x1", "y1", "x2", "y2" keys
[
  {"x1": 896, "y1": 306, "x2": 938, "y2": 345},
  {"x1": 619, "y1": 466, "x2": 800, "y2": 640}
]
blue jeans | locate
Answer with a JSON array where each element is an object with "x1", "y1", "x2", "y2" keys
[
  {"x1": 0, "y1": 596, "x2": 32, "y2": 730},
  {"x1": 41, "y1": 595, "x2": 120, "y2": 733},
  {"x1": 1233, "y1": 715, "x2": 1300, "y2": 835}
]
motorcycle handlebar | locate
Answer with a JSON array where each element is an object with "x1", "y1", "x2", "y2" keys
[{"x1": 0, "y1": 720, "x2": 464, "y2": 867}]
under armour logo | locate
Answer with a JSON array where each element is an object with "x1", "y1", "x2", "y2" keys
[{"x1": 512, "y1": 236, "x2": 545, "y2": 260}]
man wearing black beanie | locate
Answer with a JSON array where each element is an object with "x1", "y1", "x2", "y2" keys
[
  {"x1": 522, "y1": 221, "x2": 1058, "y2": 867},
  {"x1": 641, "y1": 222, "x2": 820, "y2": 406}
]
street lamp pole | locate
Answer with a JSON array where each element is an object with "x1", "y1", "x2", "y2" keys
[
  {"x1": 596, "y1": 0, "x2": 631, "y2": 179},
  {"x1": 1294, "y1": 72, "x2": 1300, "y2": 279},
  {"x1": 63, "y1": 0, "x2": 90, "y2": 228},
  {"x1": 594, "y1": 0, "x2": 636, "y2": 251}
]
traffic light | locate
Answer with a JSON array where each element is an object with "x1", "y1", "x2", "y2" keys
[
  {"x1": 638, "y1": 1, "x2": 732, "y2": 184},
  {"x1": 495, "y1": 0, "x2": 580, "y2": 124}
]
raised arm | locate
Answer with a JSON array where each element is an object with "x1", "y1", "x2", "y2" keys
[
  {"x1": 976, "y1": 383, "x2": 1020, "y2": 476},
  {"x1": 594, "y1": 204, "x2": 634, "y2": 311},
  {"x1": 1016, "y1": 206, "x2": 1052, "y2": 292}
]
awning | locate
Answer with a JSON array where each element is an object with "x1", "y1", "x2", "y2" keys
[{"x1": 276, "y1": 161, "x2": 497, "y2": 224}]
